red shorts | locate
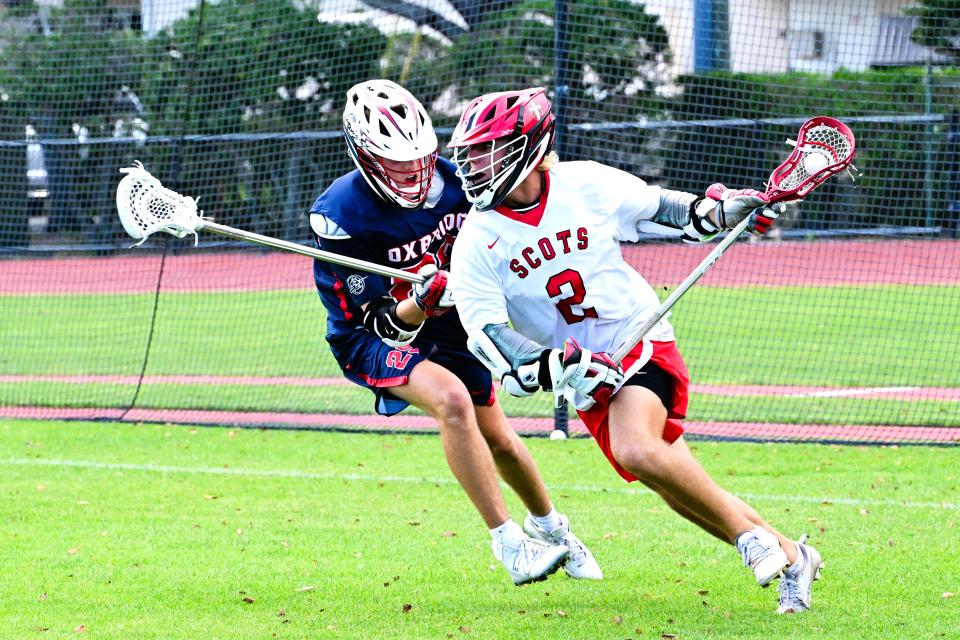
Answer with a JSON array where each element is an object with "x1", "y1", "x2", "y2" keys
[{"x1": 576, "y1": 340, "x2": 690, "y2": 482}]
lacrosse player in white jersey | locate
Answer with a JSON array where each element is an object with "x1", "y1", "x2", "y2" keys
[{"x1": 447, "y1": 87, "x2": 821, "y2": 614}]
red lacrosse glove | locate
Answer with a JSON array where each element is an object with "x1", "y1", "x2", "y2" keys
[{"x1": 413, "y1": 263, "x2": 454, "y2": 317}]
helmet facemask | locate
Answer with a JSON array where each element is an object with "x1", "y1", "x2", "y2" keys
[
  {"x1": 348, "y1": 138, "x2": 437, "y2": 209},
  {"x1": 451, "y1": 134, "x2": 528, "y2": 211}
]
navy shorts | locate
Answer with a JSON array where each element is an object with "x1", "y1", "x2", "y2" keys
[{"x1": 330, "y1": 332, "x2": 495, "y2": 416}]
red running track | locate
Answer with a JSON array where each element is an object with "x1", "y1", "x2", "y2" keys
[
  {"x1": 3, "y1": 239, "x2": 960, "y2": 295},
  {"x1": 2, "y1": 375, "x2": 959, "y2": 403},
  {"x1": 3, "y1": 240, "x2": 959, "y2": 442},
  {"x1": 1, "y1": 405, "x2": 956, "y2": 444}
]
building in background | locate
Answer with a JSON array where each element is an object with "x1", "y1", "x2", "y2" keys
[
  {"x1": 5, "y1": 0, "x2": 938, "y2": 74},
  {"x1": 646, "y1": 0, "x2": 937, "y2": 74}
]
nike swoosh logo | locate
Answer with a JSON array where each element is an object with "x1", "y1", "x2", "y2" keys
[{"x1": 487, "y1": 237, "x2": 500, "y2": 249}]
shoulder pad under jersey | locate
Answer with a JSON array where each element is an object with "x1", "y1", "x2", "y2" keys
[{"x1": 310, "y1": 213, "x2": 352, "y2": 240}]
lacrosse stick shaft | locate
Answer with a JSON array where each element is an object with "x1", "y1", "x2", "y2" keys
[
  {"x1": 199, "y1": 221, "x2": 424, "y2": 284},
  {"x1": 612, "y1": 216, "x2": 752, "y2": 363}
]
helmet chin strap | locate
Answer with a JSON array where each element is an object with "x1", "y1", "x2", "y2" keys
[{"x1": 500, "y1": 170, "x2": 544, "y2": 210}]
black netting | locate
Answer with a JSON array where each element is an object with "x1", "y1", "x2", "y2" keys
[{"x1": 1, "y1": 0, "x2": 958, "y2": 444}]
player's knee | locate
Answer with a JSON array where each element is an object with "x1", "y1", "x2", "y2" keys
[
  {"x1": 431, "y1": 386, "x2": 474, "y2": 425},
  {"x1": 611, "y1": 438, "x2": 667, "y2": 481}
]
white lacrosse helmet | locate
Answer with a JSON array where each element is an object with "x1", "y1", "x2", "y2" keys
[{"x1": 343, "y1": 80, "x2": 438, "y2": 208}]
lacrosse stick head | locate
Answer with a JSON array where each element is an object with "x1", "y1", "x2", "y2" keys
[
  {"x1": 765, "y1": 116, "x2": 855, "y2": 203},
  {"x1": 116, "y1": 161, "x2": 204, "y2": 244}
]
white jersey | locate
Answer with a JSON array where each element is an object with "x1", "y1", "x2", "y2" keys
[{"x1": 451, "y1": 160, "x2": 677, "y2": 354}]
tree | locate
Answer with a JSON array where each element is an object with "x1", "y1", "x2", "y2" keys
[
  {"x1": 0, "y1": 0, "x2": 149, "y2": 236},
  {"x1": 0, "y1": 0, "x2": 147, "y2": 140},
  {"x1": 438, "y1": 0, "x2": 671, "y2": 171},
  {"x1": 143, "y1": 0, "x2": 386, "y2": 135},
  {"x1": 907, "y1": 0, "x2": 960, "y2": 61},
  {"x1": 136, "y1": 0, "x2": 389, "y2": 238}
]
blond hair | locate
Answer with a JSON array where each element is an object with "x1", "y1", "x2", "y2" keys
[{"x1": 538, "y1": 150, "x2": 559, "y2": 172}]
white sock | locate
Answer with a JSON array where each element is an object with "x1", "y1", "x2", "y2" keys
[
  {"x1": 530, "y1": 509, "x2": 563, "y2": 533},
  {"x1": 787, "y1": 545, "x2": 805, "y2": 573},
  {"x1": 489, "y1": 519, "x2": 523, "y2": 543},
  {"x1": 734, "y1": 529, "x2": 756, "y2": 546}
]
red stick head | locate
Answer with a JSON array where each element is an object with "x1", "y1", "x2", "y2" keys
[{"x1": 765, "y1": 116, "x2": 855, "y2": 203}]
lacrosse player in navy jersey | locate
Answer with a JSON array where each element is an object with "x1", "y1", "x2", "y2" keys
[
  {"x1": 448, "y1": 87, "x2": 821, "y2": 613},
  {"x1": 309, "y1": 80, "x2": 601, "y2": 585}
]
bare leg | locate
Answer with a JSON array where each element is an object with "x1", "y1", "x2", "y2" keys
[
  {"x1": 606, "y1": 386, "x2": 755, "y2": 543},
  {"x1": 606, "y1": 388, "x2": 798, "y2": 561},
  {"x1": 655, "y1": 486, "x2": 730, "y2": 542},
  {"x1": 667, "y1": 438, "x2": 797, "y2": 561},
  {"x1": 474, "y1": 400, "x2": 553, "y2": 517},
  {"x1": 725, "y1": 489, "x2": 798, "y2": 563},
  {"x1": 391, "y1": 360, "x2": 508, "y2": 528}
]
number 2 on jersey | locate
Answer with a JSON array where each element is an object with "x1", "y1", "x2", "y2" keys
[{"x1": 546, "y1": 269, "x2": 598, "y2": 324}]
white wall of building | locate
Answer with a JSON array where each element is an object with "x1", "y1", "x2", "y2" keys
[
  {"x1": 642, "y1": 0, "x2": 791, "y2": 76},
  {"x1": 785, "y1": 0, "x2": 915, "y2": 72},
  {"x1": 643, "y1": 0, "x2": 696, "y2": 77},
  {"x1": 141, "y1": 0, "x2": 201, "y2": 36},
  {"x1": 729, "y1": 1, "x2": 789, "y2": 72},
  {"x1": 643, "y1": 0, "x2": 918, "y2": 77}
]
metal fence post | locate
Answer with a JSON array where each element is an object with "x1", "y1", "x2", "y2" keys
[
  {"x1": 552, "y1": 0, "x2": 571, "y2": 438},
  {"x1": 948, "y1": 109, "x2": 960, "y2": 238}
]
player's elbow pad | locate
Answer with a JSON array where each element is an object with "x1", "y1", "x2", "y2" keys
[
  {"x1": 467, "y1": 329, "x2": 545, "y2": 397},
  {"x1": 362, "y1": 297, "x2": 423, "y2": 348},
  {"x1": 656, "y1": 189, "x2": 718, "y2": 243},
  {"x1": 682, "y1": 196, "x2": 721, "y2": 242}
]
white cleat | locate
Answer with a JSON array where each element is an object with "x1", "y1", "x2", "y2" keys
[
  {"x1": 777, "y1": 534, "x2": 823, "y2": 614},
  {"x1": 492, "y1": 535, "x2": 568, "y2": 586},
  {"x1": 523, "y1": 513, "x2": 603, "y2": 580},
  {"x1": 735, "y1": 528, "x2": 788, "y2": 587}
]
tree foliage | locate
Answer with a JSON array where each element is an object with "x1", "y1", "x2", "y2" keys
[
  {"x1": 0, "y1": 0, "x2": 146, "y2": 139},
  {"x1": 906, "y1": 0, "x2": 960, "y2": 60},
  {"x1": 449, "y1": 0, "x2": 670, "y2": 124},
  {"x1": 143, "y1": 0, "x2": 385, "y2": 135}
]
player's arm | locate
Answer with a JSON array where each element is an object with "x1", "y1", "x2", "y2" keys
[
  {"x1": 466, "y1": 324, "x2": 548, "y2": 396},
  {"x1": 351, "y1": 264, "x2": 455, "y2": 344},
  {"x1": 359, "y1": 297, "x2": 424, "y2": 348},
  {"x1": 467, "y1": 324, "x2": 623, "y2": 405},
  {"x1": 312, "y1": 212, "x2": 427, "y2": 346},
  {"x1": 607, "y1": 171, "x2": 781, "y2": 243},
  {"x1": 644, "y1": 185, "x2": 782, "y2": 242}
]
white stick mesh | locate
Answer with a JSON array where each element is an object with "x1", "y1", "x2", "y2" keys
[
  {"x1": 116, "y1": 162, "x2": 203, "y2": 245},
  {"x1": 775, "y1": 124, "x2": 854, "y2": 192}
]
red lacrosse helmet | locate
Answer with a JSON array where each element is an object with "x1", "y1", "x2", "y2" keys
[{"x1": 447, "y1": 87, "x2": 555, "y2": 211}]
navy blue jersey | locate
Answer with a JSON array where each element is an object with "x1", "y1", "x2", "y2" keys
[{"x1": 310, "y1": 157, "x2": 471, "y2": 351}]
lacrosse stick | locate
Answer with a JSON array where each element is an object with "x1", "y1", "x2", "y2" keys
[
  {"x1": 115, "y1": 162, "x2": 425, "y2": 284},
  {"x1": 612, "y1": 116, "x2": 856, "y2": 362}
]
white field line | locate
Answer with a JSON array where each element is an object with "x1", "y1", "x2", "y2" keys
[
  {"x1": 3, "y1": 457, "x2": 958, "y2": 511},
  {"x1": 782, "y1": 386, "x2": 919, "y2": 398}
]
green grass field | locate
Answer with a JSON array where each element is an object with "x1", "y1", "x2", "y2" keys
[
  {"x1": 2, "y1": 284, "x2": 959, "y2": 426},
  {"x1": 3, "y1": 419, "x2": 958, "y2": 639}
]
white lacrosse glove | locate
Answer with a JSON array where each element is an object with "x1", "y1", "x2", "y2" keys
[
  {"x1": 543, "y1": 338, "x2": 624, "y2": 408},
  {"x1": 694, "y1": 183, "x2": 781, "y2": 235},
  {"x1": 412, "y1": 263, "x2": 455, "y2": 317}
]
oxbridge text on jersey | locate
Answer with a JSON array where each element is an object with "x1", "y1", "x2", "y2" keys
[{"x1": 386, "y1": 212, "x2": 469, "y2": 263}]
